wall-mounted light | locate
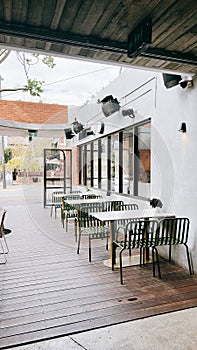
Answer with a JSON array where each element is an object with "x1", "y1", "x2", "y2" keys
[
  {"x1": 98, "y1": 95, "x2": 120, "y2": 117},
  {"x1": 162, "y1": 73, "x2": 193, "y2": 89},
  {"x1": 179, "y1": 122, "x2": 187, "y2": 133},
  {"x1": 72, "y1": 119, "x2": 84, "y2": 134},
  {"x1": 64, "y1": 128, "x2": 75, "y2": 139},
  {"x1": 122, "y1": 108, "x2": 136, "y2": 119}
]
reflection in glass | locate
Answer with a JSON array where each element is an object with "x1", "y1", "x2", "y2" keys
[{"x1": 123, "y1": 130, "x2": 133, "y2": 194}]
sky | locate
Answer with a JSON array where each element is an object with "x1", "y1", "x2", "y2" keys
[{"x1": 0, "y1": 51, "x2": 121, "y2": 106}]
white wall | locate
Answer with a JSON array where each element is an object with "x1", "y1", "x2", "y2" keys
[
  {"x1": 152, "y1": 74, "x2": 197, "y2": 272},
  {"x1": 68, "y1": 68, "x2": 197, "y2": 273}
]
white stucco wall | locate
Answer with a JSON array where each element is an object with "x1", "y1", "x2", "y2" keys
[
  {"x1": 152, "y1": 74, "x2": 197, "y2": 273},
  {"x1": 68, "y1": 68, "x2": 197, "y2": 273}
]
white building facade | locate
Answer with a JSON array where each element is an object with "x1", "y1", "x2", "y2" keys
[{"x1": 67, "y1": 67, "x2": 197, "y2": 274}]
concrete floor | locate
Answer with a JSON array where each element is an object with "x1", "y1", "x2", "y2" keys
[{"x1": 12, "y1": 307, "x2": 196, "y2": 350}]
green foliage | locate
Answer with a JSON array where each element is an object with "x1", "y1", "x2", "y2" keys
[
  {"x1": 5, "y1": 156, "x2": 24, "y2": 172},
  {"x1": 41, "y1": 56, "x2": 56, "y2": 69},
  {"x1": 4, "y1": 147, "x2": 12, "y2": 163},
  {"x1": 26, "y1": 79, "x2": 44, "y2": 96}
]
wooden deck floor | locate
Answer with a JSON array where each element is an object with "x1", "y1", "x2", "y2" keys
[{"x1": 0, "y1": 185, "x2": 197, "y2": 349}]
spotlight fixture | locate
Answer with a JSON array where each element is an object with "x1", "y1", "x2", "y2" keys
[
  {"x1": 72, "y1": 119, "x2": 84, "y2": 134},
  {"x1": 98, "y1": 95, "x2": 120, "y2": 117},
  {"x1": 162, "y1": 73, "x2": 182, "y2": 89},
  {"x1": 122, "y1": 108, "x2": 136, "y2": 119},
  {"x1": 179, "y1": 79, "x2": 193, "y2": 89},
  {"x1": 162, "y1": 73, "x2": 193, "y2": 89},
  {"x1": 179, "y1": 122, "x2": 187, "y2": 133},
  {"x1": 64, "y1": 128, "x2": 75, "y2": 139}
]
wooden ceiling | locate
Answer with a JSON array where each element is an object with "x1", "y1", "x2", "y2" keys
[{"x1": 0, "y1": 0, "x2": 197, "y2": 75}]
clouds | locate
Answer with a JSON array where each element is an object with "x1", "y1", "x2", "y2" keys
[{"x1": 0, "y1": 51, "x2": 120, "y2": 106}]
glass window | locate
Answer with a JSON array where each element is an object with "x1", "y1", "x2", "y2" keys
[
  {"x1": 136, "y1": 122, "x2": 151, "y2": 197},
  {"x1": 93, "y1": 140, "x2": 98, "y2": 188},
  {"x1": 100, "y1": 137, "x2": 107, "y2": 190},
  {"x1": 111, "y1": 133, "x2": 119, "y2": 192},
  {"x1": 123, "y1": 130, "x2": 133, "y2": 194},
  {"x1": 86, "y1": 144, "x2": 91, "y2": 187},
  {"x1": 78, "y1": 119, "x2": 151, "y2": 198}
]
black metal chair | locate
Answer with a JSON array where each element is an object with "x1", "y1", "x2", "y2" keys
[
  {"x1": 116, "y1": 203, "x2": 139, "y2": 230},
  {"x1": 50, "y1": 191, "x2": 64, "y2": 218},
  {"x1": 112, "y1": 219, "x2": 159, "y2": 284},
  {"x1": 154, "y1": 217, "x2": 193, "y2": 278},
  {"x1": 61, "y1": 195, "x2": 81, "y2": 230},
  {"x1": 77, "y1": 203, "x2": 110, "y2": 262},
  {"x1": 0, "y1": 209, "x2": 9, "y2": 264}
]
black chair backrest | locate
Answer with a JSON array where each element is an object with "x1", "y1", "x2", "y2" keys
[
  {"x1": 103, "y1": 200, "x2": 124, "y2": 211},
  {"x1": 52, "y1": 191, "x2": 64, "y2": 204},
  {"x1": 156, "y1": 217, "x2": 190, "y2": 246},
  {"x1": 117, "y1": 204, "x2": 139, "y2": 211},
  {"x1": 62, "y1": 195, "x2": 81, "y2": 210},
  {"x1": 82, "y1": 194, "x2": 103, "y2": 199},
  {"x1": 125, "y1": 219, "x2": 158, "y2": 249},
  {"x1": 79, "y1": 203, "x2": 103, "y2": 228}
]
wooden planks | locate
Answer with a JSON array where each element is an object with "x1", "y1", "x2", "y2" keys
[{"x1": 0, "y1": 194, "x2": 196, "y2": 349}]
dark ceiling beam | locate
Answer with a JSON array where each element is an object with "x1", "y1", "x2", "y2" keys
[
  {"x1": 0, "y1": 21, "x2": 127, "y2": 54},
  {"x1": 141, "y1": 48, "x2": 197, "y2": 66}
]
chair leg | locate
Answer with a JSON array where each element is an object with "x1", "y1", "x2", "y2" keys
[
  {"x1": 106, "y1": 232, "x2": 108, "y2": 250},
  {"x1": 3, "y1": 235, "x2": 9, "y2": 254},
  {"x1": 169, "y1": 244, "x2": 172, "y2": 262},
  {"x1": 50, "y1": 205, "x2": 53, "y2": 217},
  {"x1": 155, "y1": 247, "x2": 161, "y2": 279},
  {"x1": 65, "y1": 216, "x2": 68, "y2": 232},
  {"x1": 119, "y1": 249, "x2": 124, "y2": 284},
  {"x1": 112, "y1": 242, "x2": 116, "y2": 270},
  {"x1": 0, "y1": 239, "x2": 7, "y2": 264},
  {"x1": 74, "y1": 220, "x2": 78, "y2": 242},
  {"x1": 89, "y1": 236, "x2": 91, "y2": 262},
  {"x1": 77, "y1": 231, "x2": 81, "y2": 254},
  {"x1": 185, "y1": 244, "x2": 193, "y2": 275},
  {"x1": 140, "y1": 247, "x2": 143, "y2": 266},
  {"x1": 152, "y1": 248, "x2": 156, "y2": 277}
]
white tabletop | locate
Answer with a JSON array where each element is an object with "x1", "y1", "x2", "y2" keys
[
  {"x1": 65, "y1": 198, "x2": 115, "y2": 206},
  {"x1": 91, "y1": 209, "x2": 175, "y2": 221}
]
